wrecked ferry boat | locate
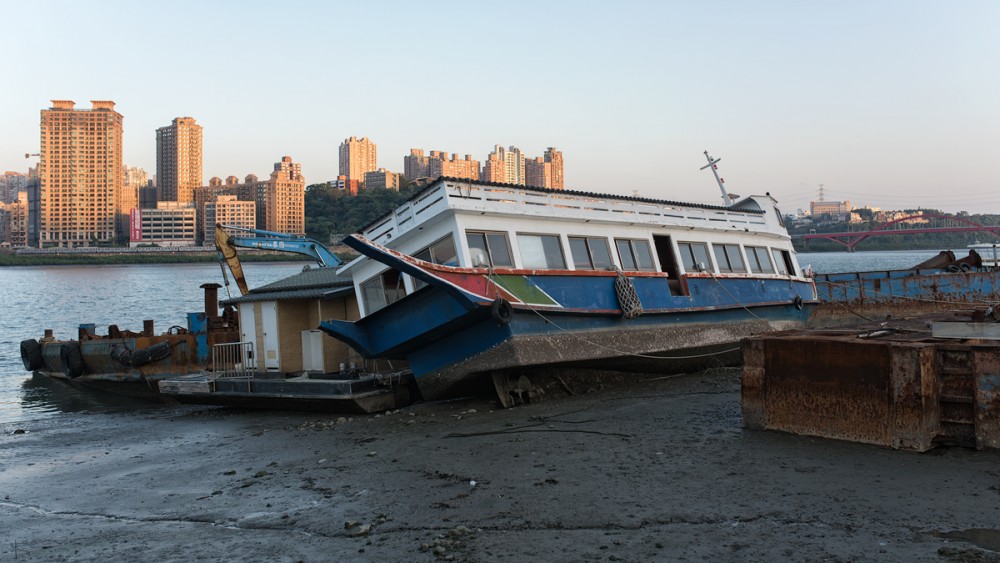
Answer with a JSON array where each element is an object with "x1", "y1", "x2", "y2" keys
[
  {"x1": 19, "y1": 283, "x2": 239, "y2": 397},
  {"x1": 319, "y1": 175, "x2": 818, "y2": 404}
]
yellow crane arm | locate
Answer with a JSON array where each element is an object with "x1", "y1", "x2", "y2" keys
[{"x1": 215, "y1": 224, "x2": 249, "y2": 296}]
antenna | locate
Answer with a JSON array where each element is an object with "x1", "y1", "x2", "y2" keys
[
  {"x1": 700, "y1": 150, "x2": 730, "y2": 206},
  {"x1": 818, "y1": 184, "x2": 825, "y2": 202}
]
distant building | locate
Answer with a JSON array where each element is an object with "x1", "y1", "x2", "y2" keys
[
  {"x1": 428, "y1": 152, "x2": 479, "y2": 181},
  {"x1": 156, "y1": 117, "x2": 203, "y2": 203},
  {"x1": 335, "y1": 175, "x2": 360, "y2": 196},
  {"x1": 205, "y1": 195, "x2": 256, "y2": 238},
  {"x1": 525, "y1": 148, "x2": 564, "y2": 189},
  {"x1": 1, "y1": 191, "x2": 28, "y2": 246},
  {"x1": 193, "y1": 175, "x2": 259, "y2": 244},
  {"x1": 481, "y1": 145, "x2": 525, "y2": 185},
  {"x1": 38, "y1": 100, "x2": 123, "y2": 248},
  {"x1": 129, "y1": 201, "x2": 196, "y2": 247},
  {"x1": 405, "y1": 149, "x2": 480, "y2": 182},
  {"x1": 364, "y1": 168, "x2": 401, "y2": 190},
  {"x1": 810, "y1": 200, "x2": 852, "y2": 220},
  {"x1": 339, "y1": 136, "x2": 377, "y2": 184},
  {"x1": 120, "y1": 165, "x2": 148, "y2": 239},
  {"x1": 266, "y1": 156, "x2": 305, "y2": 235},
  {"x1": 404, "y1": 149, "x2": 429, "y2": 181},
  {"x1": 1, "y1": 171, "x2": 30, "y2": 204}
]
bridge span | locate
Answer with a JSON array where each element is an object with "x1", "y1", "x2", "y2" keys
[{"x1": 793, "y1": 213, "x2": 1000, "y2": 251}]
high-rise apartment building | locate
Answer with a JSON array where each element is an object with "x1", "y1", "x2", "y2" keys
[
  {"x1": 482, "y1": 145, "x2": 525, "y2": 185},
  {"x1": 339, "y1": 136, "x2": 377, "y2": 184},
  {"x1": 525, "y1": 148, "x2": 564, "y2": 190},
  {"x1": 266, "y1": 156, "x2": 305, "y2": 234},
  {"x1": 38, "y1": 100, "x2": 123, "y2": 248},
  {"x1": 156, "y1": 117, "x2": 203, "y2": 203},
  {"x1": 404, "y1": 149, "x2": 429, "y2": 181}
]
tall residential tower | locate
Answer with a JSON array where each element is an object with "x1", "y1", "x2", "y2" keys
[
  {"x1": 156, "y1": 117, "x2": 203, "y2": 203},
  {"x1": 339, "y1": 136, "x2": 377, "y2": 184},
  {"x1": 38, "y1": 100, "x2": 123, "y2": 247}
]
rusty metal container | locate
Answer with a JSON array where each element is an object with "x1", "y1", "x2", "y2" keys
[{"x1": 742, "y1": 328, "x2": 1000, "y2": 451}]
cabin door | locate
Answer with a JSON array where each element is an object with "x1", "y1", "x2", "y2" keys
[
  {"x1": 238, "y1": 302, "x2": 257, "y2": 370},
  {"x1": 261, "y1": 301, "x2": 281, "y2": 372},
  {"x1": 653, "y1": 235, "x2": 684, "y2": 295}
]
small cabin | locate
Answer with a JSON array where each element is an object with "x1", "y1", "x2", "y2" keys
[{"x1": 221, "y1": 267, "x2": 361, "y2": 374}]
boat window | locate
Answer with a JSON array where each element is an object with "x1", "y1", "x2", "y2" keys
[
  {"x1": 517, "y1": 233, "x2": 566, "y2": 269},
  {"x1": 746, "y1": 246, "x2": 775, "y2": 274},
  {"x1": 615, "y1": 238, "x2": 655, "y2": 271},
  {"x1": 713, "y1": 243, "x2": 747, "y2": 273},
  {"x1": 569, "y1": 236, "x2": 613, "y2": 270},
  {"x1": 771, "y1": 248, "x2": 792, "y2": 275},
  {"x1": 413, "y1": 234, "x2": 458, "y2": 266},
  {"x1": 465, "y1": 231, "x2": 514, "y2": 267},
  {"x1": 361, "y1": 270, "x2": 405, "y2": 314},
  {"x1": 677, "y1": 242, "x2": 711, "y2": 272}
]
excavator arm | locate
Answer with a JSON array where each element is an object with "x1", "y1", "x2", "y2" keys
[{"x1": 214, "y1": 224, "x2": 342, "y2": 296}]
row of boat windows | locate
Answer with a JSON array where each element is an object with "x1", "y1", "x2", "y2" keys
[
  {"x1": 361, "y1": 231, "x2": 794, "y2": 314},
  {"x1": 417, "y1": 231, "x2": 790, "y2": 275}
]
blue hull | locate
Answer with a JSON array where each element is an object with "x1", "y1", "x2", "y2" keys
[{"x1": 811, "y1": 268, "x2": 1000, "y2": 327}]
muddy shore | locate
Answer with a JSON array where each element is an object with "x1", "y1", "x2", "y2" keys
[{"x1": 2, "y1": 369, "x2": 999, "y2": 562}]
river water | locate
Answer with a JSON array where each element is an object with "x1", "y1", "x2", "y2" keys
[{"x1": 0, "y1": 249, "x2": 948, "y2": 425}]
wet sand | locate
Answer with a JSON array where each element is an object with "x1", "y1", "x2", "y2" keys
[{"x1": 2, "y1": 369, "x2": 999, "y2": 562}]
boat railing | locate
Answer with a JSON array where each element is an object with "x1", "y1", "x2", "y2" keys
[{"x1": 211, "y1": 341, "x2": 255, "y2": 382}]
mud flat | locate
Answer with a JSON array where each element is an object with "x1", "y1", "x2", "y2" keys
[{"x1": 2, "y1": 369, "x2": 999, "y2": 562}]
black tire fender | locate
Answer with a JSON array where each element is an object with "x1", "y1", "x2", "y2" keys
[
  {"x1": 60, "y1": 344, "x2": 85, "y2": 379},
  {"x1": 793, "y1": 295, "x2": 804, "y2": 310},
  {"x1": 947, "y1": 264, "x2": 961, "y2": 273},
  {"x1": 20, "y1": 339, "x2": 43, "y2": 371},
  {"x1": 491, "y1": 298, "x2": 513, "y2": 325},
  {"x1": 960, "y1": 262, "x2": 973, "y2": 272}
]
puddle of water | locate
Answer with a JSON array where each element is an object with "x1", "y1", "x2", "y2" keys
[{"x1": 934, "y1": 528, "x2": 1000, "y2": 553}]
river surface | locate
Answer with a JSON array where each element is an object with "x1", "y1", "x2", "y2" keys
[{"x1": 0, "y1": 249, "x2": 950, "y2": 425}]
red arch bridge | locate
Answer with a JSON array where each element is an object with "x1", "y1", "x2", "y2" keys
[{"x1": 793, "y1": 213, "x2": 1000, "y2": 251}]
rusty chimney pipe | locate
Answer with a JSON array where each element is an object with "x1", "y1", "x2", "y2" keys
[{"x1": 201, "y1": 283, "x2": 222, "y2": 319}]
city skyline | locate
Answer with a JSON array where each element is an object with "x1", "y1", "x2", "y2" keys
[{"x1": 2, "y1": 1, "x2": 998, "y2": 215}]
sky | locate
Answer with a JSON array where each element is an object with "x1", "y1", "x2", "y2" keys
[{"x1": 2, "y1": 0, "x2": 999, "y2": 214}]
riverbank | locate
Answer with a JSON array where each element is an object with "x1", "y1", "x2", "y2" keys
[
  {"x1": 2, "y1": 370, "x2": 998, "y2": 562},
  {"x1": 0, "y1": 251, "x2": 341, "y2": 267}
]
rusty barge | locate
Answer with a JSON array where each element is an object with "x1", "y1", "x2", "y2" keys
[{"x1": 18, "y1": 283, "x2": 240, "y2": 398}]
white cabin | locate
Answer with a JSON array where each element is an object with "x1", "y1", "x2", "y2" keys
[{"x1": 339, "y1": 178, "x2": 805, "y2": 316}]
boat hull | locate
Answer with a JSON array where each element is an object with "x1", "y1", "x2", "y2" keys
[{"x1": 410, "y1": 303, "x2": 810, "y2": 401}]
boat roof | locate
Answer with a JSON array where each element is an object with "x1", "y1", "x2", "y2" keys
[
  {"x1": 220, "y1": 266, "x2": 354, "y2": 305},
  {"x1": 354, "y1": 176, "x2": 765, "y2": 234}
]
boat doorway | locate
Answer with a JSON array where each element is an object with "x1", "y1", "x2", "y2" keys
[{"x1": 653, "y1": 235, "x2": 684, "y2": 295}]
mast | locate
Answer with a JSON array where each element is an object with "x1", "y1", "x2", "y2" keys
[{"x1": 700, "y1": 150, "x2": 730, "y2": 206}]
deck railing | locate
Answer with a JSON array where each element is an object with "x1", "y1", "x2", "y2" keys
[{"x1": 212, "y1": 341, "x2": 255, "y2": 380}]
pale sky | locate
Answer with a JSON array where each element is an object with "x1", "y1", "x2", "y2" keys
[{"x1": 2, "y1": 0, "x2": 998, "y2": 214}]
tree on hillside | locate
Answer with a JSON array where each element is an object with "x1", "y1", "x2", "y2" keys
[{"x1": 304, "y1": 184, "x2": 413, "y2": 242}]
